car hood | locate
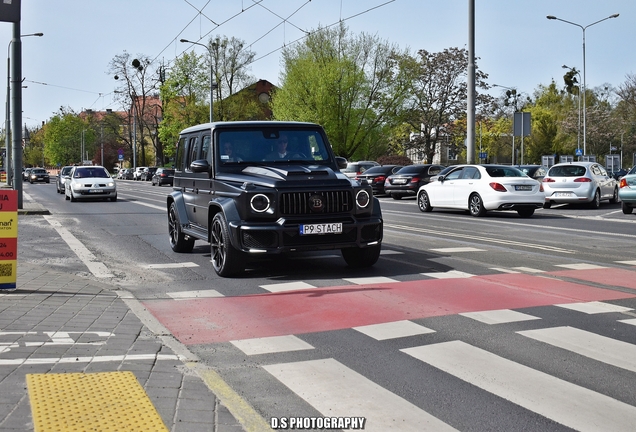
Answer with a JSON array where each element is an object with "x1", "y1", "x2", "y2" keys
[{"x1": 217, "y1": 164, "x2": 353, "y2": 188}]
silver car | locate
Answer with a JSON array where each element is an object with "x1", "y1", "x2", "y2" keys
[{"x1": 542, "y1": 162, "x2": 618, "y2": 209}]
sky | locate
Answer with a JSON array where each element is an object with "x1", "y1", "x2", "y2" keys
[{"x1": 2, "y1": 0, "x2": 635, "y2": 129}]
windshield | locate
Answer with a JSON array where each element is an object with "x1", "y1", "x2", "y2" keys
[
  {"x1": 217, "y1": 129, "x2": 331, "y2": 165},
  {"x1": 74, "y1": 167, "x2": 110, "y2": 178}
]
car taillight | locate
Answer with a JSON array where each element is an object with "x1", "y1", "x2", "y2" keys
[
  {"x1": 489, "y1": 182, "x2": 507, "y2": 192},
  {"x1": 620, "y1": 178, "x2": 628, "y2": 188},
  {"x1": 410, "y1": 176, "x2": 420, "y2": 183},
  {"x1": 542, "y1": 177, "x2": 555, "y2": 182},
  {"x1": 574, "y1": 177, "x2": 592, "y2": 182},
  {"x1": 161, "y1": 173, "x2": 167, "y2": 177},
  {"x1": 375, "y1": 176, "x2": 386, "y2": 183}
]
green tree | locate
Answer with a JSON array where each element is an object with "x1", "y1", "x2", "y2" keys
[
  {"x1": 401, "y1": 47, "x2": 491, "y2": 163},
  {"x1": 42, "y1": 107, "x2": 95, "y2": 166},
  {"x1": 271, "y1": 23, "x2": 412, "y2": 160}
]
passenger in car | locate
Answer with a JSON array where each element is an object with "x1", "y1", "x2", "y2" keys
[{"x1": 221, "y1": 142, "x2": 242, "y2": 162}]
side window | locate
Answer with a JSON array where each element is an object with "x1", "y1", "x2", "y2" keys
[
  {"x1": 175, "y1": 137, "x2": 186, "y2": 171},
  {"x1": 598, "y1": 165, "x2": 608, "y2": 176},
  {"x1": 201, "y1": 135, "x2": 211, "y2": 162},
  {"x1": 445, "y1": 168, "x2": 463, "y2": 180},
  {"x1": 591, "y1": 165, "x2": 601, "y2": 176},
  {"x1": 428, "y1": 166, "x2": 442, "y2": 175},
  {"x1": 461, "y1": 166, "x2": 479, "y2": 179},
  {"x1": 187, "y1": 136, "x2": 199, "y2": 170}
]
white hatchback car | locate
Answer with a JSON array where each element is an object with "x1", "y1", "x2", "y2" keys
[
  {"x1": 542, "y1": 162, "x2": 618, "y2": 209},
  {"x1": 133, "y1": 166, "x2": 147, "y2": 181},
  {"x1": 65, "y1": 165, "x2": 117, "y2": 202},
  {"x1": 417, "y1": 164, "x2": 544, "y2": 217}
]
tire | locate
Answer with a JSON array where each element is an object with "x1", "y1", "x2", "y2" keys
[
  {"x1": 341, "y1": 244, "x2": 382, "y2": 268},
  {"x1": 70, "y1": 192, "x2": 76, "y2": 202},
  {"x1": 622, "y1": 202, "x2": 633, "y2": 214},
  {"x1": 168, "y1": 202, "x2": 195, "y2": 253},
  {"x1": 589, "y1": 189, "x2": 601, "y2": 209},
  {"x1": 210, "y1": 212, "x2": 244, "y2": 277},
  {"x1": 469, "y1": 193, "x2": 487, "y2": 217},
  {"x1": 543, "y1": 202, "x2": 552, "y2": 209},
  {"x1": 65, "y1": 191, "x2": 70, "y2": 201},
  {"x1": 110, "y1": 195, "x2": 117, "y2": 202},
  {"x1": 609, "y1": 187, "x2": 618, "y2": 204},
  {"x1": 417, "y1": 191, "x2": 432, "y2": 212},
  {"x1": 517, "y1": 208, "x2": 535, "y2": 218}
]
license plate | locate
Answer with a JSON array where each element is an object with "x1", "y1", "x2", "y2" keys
[
  {"x1": 300, "y1": 223, "x2": 343, "y2": 235},
  {"x1": 392, "y1": 178, "x2": 407, "y2": 184},
  {"x1": 515, "y1": 185, "x2": 533, "y2": 191},
  {"x1": 88, "y1": 189, "x2": 103, "y2": 193},
  {"x1": 555, "y1": 192, "x2": 572, "y2": 197}
]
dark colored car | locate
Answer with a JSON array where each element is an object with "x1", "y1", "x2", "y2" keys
[
  {"x1": 167, "y1": 121, "x2": 383, "y2": 277},
  {"x1": 123, "y1": 168, "x2": 134, "y2": 180},
  {"x1": 151, "y1": 167, "x2": 174, "y2": 186},
  {"x1": 28, "y1": 168, "x2": 50, "y2": 184},
  {"x1": 384, "y1": 164, "x2": 445, "y2": 199},
  {"x1": 516, "y1": 165, "x2": 548, "y2": 181},
  {"x1": 140, "y1": 167, "x2": 157, "y2": 181},
  {"x1": 355, "y1": 165, "x2": 403, "y2": 195},
  {"x1": 609, "y1": 168, "x2": 628, "y2": 180},
  {"x1": 56, "y1": 166, "x2": 73, "y2": 193}
]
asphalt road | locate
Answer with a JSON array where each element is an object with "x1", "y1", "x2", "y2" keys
[{"x1": 20, "y1": 179, "x2": 636, "y2": 431}]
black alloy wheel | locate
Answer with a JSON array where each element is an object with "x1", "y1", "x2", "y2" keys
[
  {"x1": 210, "y1": 212, "x2": 244, "y2": 277},
  {"x1": 168, "y1": 202, "x2": 195, "y2": 253}
]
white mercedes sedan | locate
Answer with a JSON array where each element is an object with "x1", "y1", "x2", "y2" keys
[
  {"x1": 65, "y1": 165, "x2": 117, "y2": 202},
  {"x1": 416, "y1": 164, "x2": 544, "y2": 217}
]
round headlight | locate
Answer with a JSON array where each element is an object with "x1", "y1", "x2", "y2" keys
[
  {"x1": 250, "y1": 194, "x2": 270, "y2": 213},
  {"x1": 356, "y1": 190, "x2": 370, "y2": 208}
]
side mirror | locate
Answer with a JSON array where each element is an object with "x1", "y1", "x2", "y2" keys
[
  {"x1": 190, "y1": 159, "x2": 211, "y2": 173},
  {"x1": 438, "y1": 175, "x2": 445, "y2": 182},
  {"x1": 335, "y1": 156, "x2": 347, "y2": 170}
]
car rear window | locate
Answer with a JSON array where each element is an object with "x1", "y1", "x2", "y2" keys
[
  {"x1": 485, "y1": 167, "x2": 525, "y2": 177},
  {"x1": 548, "y1": 165, "x2": 587, "y2": 177}
]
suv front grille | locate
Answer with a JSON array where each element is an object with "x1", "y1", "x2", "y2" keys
[{"x1": 280, "y1": 190, "x2": 353, "y2": 215}]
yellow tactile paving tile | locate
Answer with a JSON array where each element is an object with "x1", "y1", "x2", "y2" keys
[{"x1": 26, "y1": 371, "x2": 168, "y2": 431}]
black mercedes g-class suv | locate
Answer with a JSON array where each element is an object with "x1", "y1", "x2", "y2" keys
[{"x1": 167, "y1": 121, "x2": 383, "y2": 277}]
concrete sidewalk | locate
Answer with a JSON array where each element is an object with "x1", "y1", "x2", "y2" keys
[{"x1": 0, "y1": 262, "x2": 253, "y2": 431}]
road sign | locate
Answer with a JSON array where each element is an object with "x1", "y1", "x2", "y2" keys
[
  {"x1": 117, "y1": 148, "x2": 124, "y2": 156},
  {"x1": 575, "y1": 148, "x2": 583, "y2": 156},
  {"x1": 118, "y1": 154, "x2": 124, "y2": 161},
  {"x1": 478, "y1": 152, "x2": 488, "y2": 159}
]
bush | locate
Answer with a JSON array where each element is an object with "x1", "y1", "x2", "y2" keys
[{"x1": 377, "y1": 155, "x2": 413, "y2": 166}]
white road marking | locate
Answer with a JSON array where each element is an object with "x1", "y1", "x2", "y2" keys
[
  {"x1": 556, "y1": 301, "x2": 633, "y2": 314},
  {"x1": 43, "y1": 216, "x2": 114, "y2": 278},
  {"x1": 489, "y1": 267, "x2": 521, "y2": 274},
  {"x1": 554, "y1": 263, "x2": 607, "y2": 270},
  {"x1": 512, "y1": 266, "x2": 544, "y2": 273},
  {"x1": 259, "y1": 281, "x2": 316, "y2": 293},
  {"x1": 380, "y1": 249, "x2": 404, "y2": 255},
  {"x1": 421, "y1": 270, "x2": 474, "y2": 279},
  {"x1": 167, "y1": 290, "x2": 223, "y2": 300},
  {"x1": 231, "y1": 335, "x2": 314, "y2": 355},
  {"x1": 518, "y1": 326, "x2": 636, "y2": 373},
  {"x1": 353, "y1": 320, "x2": 435, "y2": 340},
  {"x1": 0, "y1": 354, "x2": 179, "y2": 366},
  {"x1": 460, "y1": 309, "x2": 541, "y2": 325},
  {"x1": 144, "y1": 262, "x2": 199, "y2": 269},
  {"x1": 402, "y1": 340, "x2": 636, "y2": 432},
  {"x1": 263, "y1": 358, "x2": 457, "y2": 432},
  {"x1": 343, "y1": 276, "x2": 399, "y2": 285},
  {"x1": 430, "y1": 247, "x2": 486, "y2": 253},
  {"x1": 615, "y1": 260, "x2": 636, "y2": 266}
]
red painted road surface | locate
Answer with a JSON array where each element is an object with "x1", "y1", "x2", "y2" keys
[{"x1": 143, "y1": 270, "x2": 636, "y2": 345}]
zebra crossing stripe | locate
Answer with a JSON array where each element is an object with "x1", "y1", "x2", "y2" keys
[
  {"x1": 263, "y1": 358, "x2": 457, "y2": 432},
  {"x1": 518, "y1": 326, "x2": 636, "y2": 373},
  {"x1": 460, "y1": 309, "x2": 540, "y2": 325},
  {"x1": 402, "y1": 340, "x2": 636, "y2": 431},
  {"x1": 231, "y1": 335, "x2": 314, "y2": 356},
  {"x1": 555, "y1": 301, "x2": 633, "y2": 314},
  {"x1": 353, "y1": 320, "x2": 435, "y2": 340}
]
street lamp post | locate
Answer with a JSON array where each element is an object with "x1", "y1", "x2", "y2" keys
[
  {"x1": 562, "y1": 65, "x2": 582, "y2": 155},
  {"x1": 547, "y1": 13, "x2": 619, "y2": 156},
  {"x1": 5, "y1": 32, "x2": 42, "y2": 187},
  {"x1": 493, "y1": 84, "x2": 518, "y2": 164},
  {"x1": 180, "y1": 39, "x2": 217, "y2": 123}
]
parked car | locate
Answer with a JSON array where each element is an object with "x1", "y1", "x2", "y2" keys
[
  {"x1": 27, "y1": 168, "x2": 50, "y2": 184},
  {"x1": 417, "y1": 164, "x2": 544, "y2": 217},
  {"x1": 65, "y1": 165, "x2": 117, "y2": 202},
  {"x1": 116, "y1": 168, "x2": 127, "y2": 179},
  {"x1": 122, "y1": 168, "x2": 134, "y2": 180},
  {"x1": 342, "y1": 161, "x2": 379, "y2": 178},
  {"x1": 618, "y1": 165, "x2": 636, "y2": 214},
  {"x1": 151, "y1": 167, "x2": 174, "y2": 186},
  {"x1": 133, "y1": 167, "x2": 147, "y2": 181},
  {"x1": 168, "y1": 121, "x2": 382, "y2": 277},
  {"x1": 355, "y1": 165, "x2": 403, "y2": 195},
  {"x1": 140, "y1": 167, "x2": 157, "y2": 181},
  {"x1": 56, "y1": 165, "x2": 73, "y2": 193},
  {"x1": 384, "y1": 164, "x2": 445, "y2": 200},
  {"x1": 542, "y1": 162, "x2": 618, "y2": 209},
  {"x1": 516, "y1": 165, "x2": 548, "y2": 181},
  {"x1": 609, "y1": 168, "x2": 628, "y2": 180}
]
